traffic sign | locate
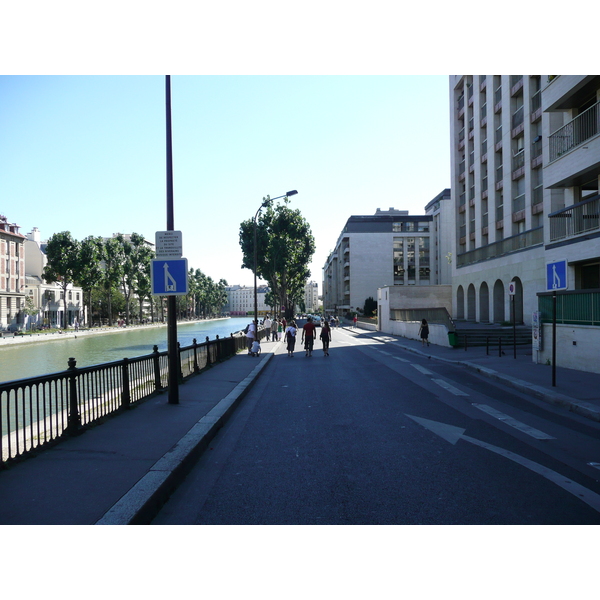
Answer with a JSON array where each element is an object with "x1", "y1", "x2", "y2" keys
[
  {"x1": 546, "y1": 259, "x2": 568, "y2": 291},
  {"x1": 508, "y1": 281, "x2": 516, "y2": 295},
  {"x1": 155, "y1": 230, "x2": 182, "y2": 259},
  {"x1": 151, "y1": 258, "x2": 188, "y2": 296}
]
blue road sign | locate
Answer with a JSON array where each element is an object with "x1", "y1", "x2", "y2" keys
[
  {"x1": 151, "y1": 258, "x2": 188, "y2": 296},
  {"x1": 546, "y1": 259, "x2": 568, "y2": 291}
]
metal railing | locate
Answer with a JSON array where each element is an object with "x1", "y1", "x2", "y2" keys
[
  {"x1": 0, "y1": 332, "x2": 249, "y2": 466},
  {"x1": 538, "y1": 290, "x2": 600, "y2": 326},
  {"x1": 457, "y1": 227, "x2": 543, "y2": 267},
  {"x1": 549, "y1": 101, "x2": 600, "y2": 162},
  {"x1": 549, "y1": 194, "x2": 600, "y2": 242}
]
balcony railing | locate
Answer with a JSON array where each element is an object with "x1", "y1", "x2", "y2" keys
[
  {"x1": 538, "y1": 290, "x2": 600, "y2": 327},
  {"x1": 549, "y1": 101, "x2": 600, "y2": 162},
  {"x1": 511, "y1": 105, "x2": 524, "y2": 130},
  {"x1": 457, "y1": 227, "x2": 543, "y2": 267},
  {"x1": 549, "y1": 194, "x2": 600, "y2": 242}
]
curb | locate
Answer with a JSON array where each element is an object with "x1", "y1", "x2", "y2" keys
[{"x1": 95, "y1": 350, "x2": 275, "y2": 525}]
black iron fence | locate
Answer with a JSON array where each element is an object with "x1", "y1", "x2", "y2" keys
[{"x1": 1, "y1": 333, "x2": 249, "y2": 466}]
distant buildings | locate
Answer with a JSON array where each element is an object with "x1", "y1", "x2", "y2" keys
[
  {"x1": 323, "y1": 201, "x2": 450, "y2": 317},
  {"x1": 224, "y1": 284, "x2": 270, "y2": 317},
  {"x1": 304, "y1": 281, "x2": 319, "y2": 313},
  {"x1": 0, "y1": 215, "x2": 26, "y2": 330}
]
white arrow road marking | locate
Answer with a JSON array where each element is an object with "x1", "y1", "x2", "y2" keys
[
  {"x1": 432, "y1": 378, "x2": 469, "y2": 396},
  {"x1": 472, "y1": 404, "x2": 555, "y2": 440},
  {"x1": 412, "y1": 364, "x2": 433, "y2": 375},
  {"x1": 406, "y1": 414, "x2": 600, "y2": 514}
]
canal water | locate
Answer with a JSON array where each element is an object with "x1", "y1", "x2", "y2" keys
[{"x1": 0, "y1": 317, "x2": 251, "y2": 383}]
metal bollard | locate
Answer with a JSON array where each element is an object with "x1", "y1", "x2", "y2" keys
[{"x1": 66, "y1": 357, "x2": 81, "y2": 435}]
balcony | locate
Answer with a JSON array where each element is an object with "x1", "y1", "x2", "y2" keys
[
  {"x1": 549, "y1": 101, "x2": 600, "y2": 162},
  {"x1": 457, "y1": 227, "x2": 543, "y2": 267},
  {"x1": 549, "y1": 194, "x2": 600, "y2": 243}
]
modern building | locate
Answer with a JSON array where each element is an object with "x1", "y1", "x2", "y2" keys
[
  {"x1": 224, "y1": 284, "x2": 270, "y2": 317},
  {"x1": 304, "y1": 281, "x2": 319, "y2": 313},
  {"x1": 322, "y1": 206, "x2": 443, "y2": 316},
  {"x1": 450, "y1": 75, "x2": 547, "y2": 325},
  {"x1": 0, "y1": 215, "x2": 26, "y2": 330},
  {"x1": 24, "y1": 227, "x2": 85, "y2": 328},
  {"x1": 450, "y1": 74, "x2": 600, "y2": 373}
]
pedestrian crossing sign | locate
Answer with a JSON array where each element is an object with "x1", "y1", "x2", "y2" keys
[{"x1": 151, "y1": 258, "x2": 188, "y2": 296}]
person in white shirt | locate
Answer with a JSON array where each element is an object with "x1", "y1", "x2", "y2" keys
[
  {"x1": 263, "y1": 316, "x2": 272, "y2": 340},
  {"x1": 246, "y1": 321, "x2": 256, "y2": 354}
]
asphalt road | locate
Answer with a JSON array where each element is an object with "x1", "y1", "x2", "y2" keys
[{"x1": 152, "y1": 327, "x2": 600, "y2": 525}]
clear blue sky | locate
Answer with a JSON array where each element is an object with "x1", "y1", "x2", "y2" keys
[{"x1": 0, "y1": 75, "x2": 450, "y2": 289}]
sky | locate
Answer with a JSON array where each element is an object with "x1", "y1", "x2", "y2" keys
[{"x1": 1, "y1": 75, "x2": 450, "y2": 291}]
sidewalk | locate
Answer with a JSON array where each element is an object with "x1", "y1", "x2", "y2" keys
[
  {"x1": 0, "y1": 344, "x2": 277, "y2": 525},
  {"x1": 348, "y1": 325, "x2": 600, "y2": 423},
  {"x1": 0, "y1": 328, "x2": 598, "y2": 525}
]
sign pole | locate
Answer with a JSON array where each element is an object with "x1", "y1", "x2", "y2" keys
[
  {"x1": 552, "y1": 290, "x2": 557, "y2": 387},
  {"x1": 165, "y1": 75, "x2": 179, "y2": 404}
]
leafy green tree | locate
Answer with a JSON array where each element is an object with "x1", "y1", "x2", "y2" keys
[
  {"x1": 102, "y1": 237, "x2": 125, "y2": 326},
  {"x1": 43, "y1": 231, "x2": 81, "y2": 329},
  {"x1": 75, "y1": 236, "x2": 105, "y2": 327},
  {"x1": 239, "y1": 198, "x2": 315, "y2": 320},
  {"x1": 363, "y1": 296, "x2": 377, "y2": 317}
]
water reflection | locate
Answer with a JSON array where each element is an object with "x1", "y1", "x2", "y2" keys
[{"x1": 0, "y1": 317, "x2": 250, "y2": 383}]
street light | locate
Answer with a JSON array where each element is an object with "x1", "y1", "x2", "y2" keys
[{"x1": 253, "y1": 191, "x2": 298, "y2": 337}]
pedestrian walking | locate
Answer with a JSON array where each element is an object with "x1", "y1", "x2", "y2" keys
[
  {"x1": 419, "y1": 318, "x2": 430, "y2": 347},
  {"x1": 285, "y1": 321, "x2": 297, "y2": 357},
  {"x1": 301, "y1": 317, "x2": 317, "y2": 357},
  {"x1": 277, "y1": 319, "x2": 283, "y2": 341},
  {"x1": 271, "y1": 319, "x2": 278, "y2": 341},
  {"x1": 353, "y1": 315, "x2": 358, "y2": 328},
  {"x1": 264, "y1": 316, "x2": 272, "y2": 341},
  {"x1": 320, "y1": 320, "x2": 332, "y2": 356}
]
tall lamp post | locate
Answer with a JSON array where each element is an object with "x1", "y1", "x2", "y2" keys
[{"x1": 253, "y1": 191, "x2": 298, "y2": 334}]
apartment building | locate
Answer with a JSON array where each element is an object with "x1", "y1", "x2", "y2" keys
[
  {"x1": 450, "y1": 75, "x2": 547, "y2": 325},
  {"x1": 225, "y1": 284, "x2": 270, "y2": 317},
  {"x1": 536, "y1": 75, "x2": 600, "y2": 372},
  {"x1": 0, "y1": 215, "x2": 26, "y2": 330},
  {"x1": 450, "y1": 74, "x2": 600, "y2": 372},
  {"x1": 322, "y1": 206, "x2": 439, "y2": 316},
  {"x1": 304, "y1": 281, "x2": 319, "y2": 313},
  {"x1": 24, "y1": 227, "x2": 85, "y2": 328}
]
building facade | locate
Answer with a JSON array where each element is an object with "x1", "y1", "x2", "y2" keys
[
  {"x1": 450, "y1": 75, "x2": 547, "y2": 325},
  {"x1": 322, "y1": 207, "x2": 440, "y2": 316},
  {"x1": 224, "y1": 284, "x2": 270, "y2": 317},
  {"x1": 0, "y1": 215, "x2": 26, "y2": 330},
  {"x1": 450, "y1": 74, "x2": 600, "y2": 372},
  {"x1": 304, "y1": 281, "x2": 319, "y2": 313},
  {"x1": 24, "y1": 227, "x2": 85, "y2": 328}
]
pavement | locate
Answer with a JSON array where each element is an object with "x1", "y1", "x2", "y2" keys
[{"x1": 0, "y1": 325, "x2": 599, "y2": 525}]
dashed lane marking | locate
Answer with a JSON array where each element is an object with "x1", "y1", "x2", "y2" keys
[
  {"x1": 472, "y1": 403, "x2": 556, "y2": 440},
  {"x1": 412, "y1": 364, "x2": 433, "y2": 375},
  {"x1": 432, "y1": 378, "x2": 469, "y2": 396}
]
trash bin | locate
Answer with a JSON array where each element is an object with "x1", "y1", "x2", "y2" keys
[{"x1": 448, "y1": 331, "x2": 458, "y2": 347}]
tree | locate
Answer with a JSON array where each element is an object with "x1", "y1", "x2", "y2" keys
[
  {"x1": 75, "y1": 236, "x2": 105, "y2": 327},
  {"x1": 363, "y1": 296, "x2": 377, "y2": 317},
  {"x1": 102, "y1": 237, "x2": 125, "y2": 326},
  {"x1": 239, "y1": 198, "x2": 315, "y2": 320},
  {"x1": 43, "y1": 231, "x2": 81, "y2": 329}
]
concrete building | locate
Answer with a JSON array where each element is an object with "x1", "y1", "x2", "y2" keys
[
  {"x1": 24, "y1": 227, "x2": 85, "y2": 329},
  {"x1": 450, "y1": 75, "x2": 547, "y2": 326},
  {"x1": 450, "y1": 74, "x2": 600, "y2": 373},
  {"x1": 224, "y1": 284, "x2": 270, "y2": 317},
  {"x1": 323, "y1": 205, "x2": 444, "y2": 317},
  {"x1": 304, "y1": 281, "x2": 319, "y2": 313},
  {"x1": 0, "y1": 215, "x2": 26, "y2": 330}
]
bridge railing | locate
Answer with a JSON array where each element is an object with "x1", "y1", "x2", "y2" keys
[{"x1": 0, "y1": 333, "x2": 248, "y2": 466}]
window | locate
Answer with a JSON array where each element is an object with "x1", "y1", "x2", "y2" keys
[
  {"x1": 393, "y1": 238, "x2": 404, "y2": 285},
  {"x1": 407, "y1": 238, "x2": 416, "y2": 284}
]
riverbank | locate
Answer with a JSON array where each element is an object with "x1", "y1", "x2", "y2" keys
[{"x1": 0, "y1": 317, "x2": 232, "y2": 347}]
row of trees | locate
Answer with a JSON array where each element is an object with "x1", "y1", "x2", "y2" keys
[
  {"x1": 239, "y1": 197, "x2": 315, "y2": 320},
  {"x1": 43, "y1": 232, "x2": 228, "y2": 329}
]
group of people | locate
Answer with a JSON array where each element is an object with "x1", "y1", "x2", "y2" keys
[{"x1": 245, "y1": 315, "x2": 333, "y2": 358}]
